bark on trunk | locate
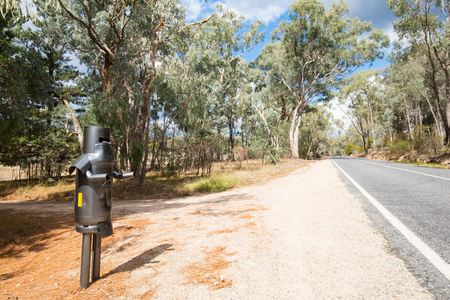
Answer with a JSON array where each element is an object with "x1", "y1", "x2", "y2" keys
[
  {"x1": 140, "y1": 94, "x2": 152, "y2": 184},
  {"x1": 425, "y1": 96, "x2": 445, "y2": 138},
  {"x1": 289, "y1": 100, "x2": 306, "y2": 159},
  {"x1": 289, "y1": 116, "x2": 302, "y2": 159},
  {"x1": 60, "y1": 97, "x2": 83, "y2": 152},
  {"x1": 229, "y1": 121, "x2": 235, "y2": 161},
  {"x1": 404, "y1": 100, "x2": 414, "y2": 141},
  {"x1": 366, "y1": 93, "x2": 377, "y2": 150},
  {"x1": 446, "y1": 100, "x2": 450, "y2": 145}
]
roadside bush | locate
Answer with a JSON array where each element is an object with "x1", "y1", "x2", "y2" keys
[
  {"x1": 345, "y1": 144, "x2": 352, "y2": 156},
  {"x1": 344, "y1": 142, "x2": 364, "y2": 156},
  {"x1": 414, "y1": 136, "x2": 444, "y2": 155},
  {"x1": 185, "y1": 174, "x2": 241, "y2": 193},
  {"x1": 389, "y1": 139, "x2": 412, "y2": 154}
]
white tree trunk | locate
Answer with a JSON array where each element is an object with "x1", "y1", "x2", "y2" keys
[
  {"x1": 290, "y1": 114, "x2": 303, "y2": 158},
  {"x1": 60, "y1": 97, "x2": 83, "y2": 151},
  {"x1": 289, "y1": 99, "x2": 306, "y2": 158}
]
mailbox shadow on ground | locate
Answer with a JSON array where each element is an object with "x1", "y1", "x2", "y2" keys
[
  {"x1": 102, "y1": 243, "x2": 174, "y2": 278},
  {"x1": 0, "y1": 193, "x2": 249, "y2": 259},
  {"x1": 113, "y1": 193, "x2": 251, "y2": 217}
]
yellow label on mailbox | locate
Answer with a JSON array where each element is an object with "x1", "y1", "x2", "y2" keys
[{"x1": 78, "y1": 193, "x2": 82, "y2": 207}]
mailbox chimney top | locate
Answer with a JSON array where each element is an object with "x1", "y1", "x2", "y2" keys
[{"x1": 83, "y1": 126, "x2": 110, "y2": 153}]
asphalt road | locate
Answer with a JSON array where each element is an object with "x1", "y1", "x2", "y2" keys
[{"x1": 331, "y1": 157, "x2": 450, "y2": 299}]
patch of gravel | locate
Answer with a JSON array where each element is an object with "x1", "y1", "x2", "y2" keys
[{"x1": 0, "y1": 159, "x2": 432, "y2": 299}]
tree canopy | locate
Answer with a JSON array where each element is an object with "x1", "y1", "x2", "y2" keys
[{"x1": 1, "y1": 0, "x2": 449, "y2": 181}]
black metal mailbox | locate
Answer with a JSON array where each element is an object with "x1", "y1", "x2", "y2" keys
[{"x1": 69, "y1": 126, "x2": 134, "y2": 288}]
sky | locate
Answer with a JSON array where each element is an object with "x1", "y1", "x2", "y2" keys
[{"x1": 183, "y1": 0, "x2": 399, "y2": 68}]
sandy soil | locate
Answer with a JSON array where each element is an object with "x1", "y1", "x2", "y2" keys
[{"x1": 0, "y1": 159, "x2": 432, "y2": 299}]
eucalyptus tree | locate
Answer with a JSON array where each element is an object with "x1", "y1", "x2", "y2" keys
[
  {"x1": 36, "y1": 0, "x2": 199, "y2": 180},
  {"x1": 272, "y1": 0, "x2": 389, "y2": 158},
  {"x1": 173, "y1": 7, "x2": 264, "y2": 161},
  {"x1": 384, "y1": 55, "x2": 439, "y2": 141},
  {"x1": 341, "y1": 70, "x2": 387, "y2": 151},
  {"x1": 387, "y1": 0, "x2": 450, "y2": 144},
  {"x1": 0, "y1": 0, "x2": 46, "y2": 20},
  {"x1": 251, "y1": 42, "x2": 296, "y2": 161},
  {"x1": 297, "y1": 105, "x2": 333, "y2": 158}
]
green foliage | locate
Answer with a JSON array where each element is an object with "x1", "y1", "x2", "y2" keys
[
  {"x1": 265, "y1": 0, "x2": 389, "y2": 157},
  {"x1": 130, "y1": 141, "x2": 144, "y2": 169},
  {"x1": 389, "y1": 139, "x2": 413, "y2": 154},
  {"x1": 264, "y1": 154, "x2": 280, "y2": 164},
  {"x1": 298, "y1": 105, "x2": 333, "y2": 158},
  {"x1": 345, "y1": 144, "x2": 353, "y2": 156},
  {"x1": 36, "y1": 0, "x2": 194, "y2": 178},
  {"x1": 343, "y1": 141, "x2": 365, "y2": 156},
  {"x1": 165, "y1": 162, "x2": 181, "y2": 178},
  {"x1": 10, "y1": 0, "x2": 449, "y2": 184},
  {"x1": 185, "y1": 174, "x2": 241, "y2": 193},
  {"x1": 387, "y1": 0, "x2": 450, "y2": 145},
  {"x1": 0, "y1": 16, "x2": 81, "y2": 180}
]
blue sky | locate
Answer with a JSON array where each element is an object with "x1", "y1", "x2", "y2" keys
[{"x1": 183, "y1": 0, "x2": 398, "y2": 69}]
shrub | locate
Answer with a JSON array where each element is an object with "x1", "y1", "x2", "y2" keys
[
  {"x1": 345, "y1": 144, "x2": 353, "y2": 156},
  {"x1": 185, "y1": 174, "x2": 241, "y2": 193},
  {"x1": 389, "y1": 139, "x2": 412, "y2": 154}
]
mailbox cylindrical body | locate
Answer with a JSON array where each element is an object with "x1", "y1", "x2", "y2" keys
[
  {"x1": 70, "y1": 126, "x2": 134, "y2": 288},
  {"x1": 74, "y1": 126, "x2": 114, "y2": 226}
]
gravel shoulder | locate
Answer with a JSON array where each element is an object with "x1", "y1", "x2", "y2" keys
[{"x1": 0, "y1": 159, "x2": 432, "y2": 299}]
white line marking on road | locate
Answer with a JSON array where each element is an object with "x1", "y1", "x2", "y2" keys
[
  {"x1": 332, "y1": 159, "x2": 450, "y2": 282},
  {"x1": 357, "y1": 159, "x2": 450, "y2": 181}
]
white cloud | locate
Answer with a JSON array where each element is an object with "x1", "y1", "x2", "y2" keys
[
  {"x1": 182, "y1": 0, "x2": 208, "y2": 21},
  {"x1": 384, "y1": 24, "x2": 399, "y2": 44},
  {"x1": 214, "y1": 0, "x2": 294, "y2": 24},
  {"x1": 183, "y1": 0, "x2": 295, "y2": 24},
  {"x1": 183, "y1": 0, "x2": 396, "y2": 28},
  {"x1": 182, "y1": 0, "x2": 398, "y2": 55}
]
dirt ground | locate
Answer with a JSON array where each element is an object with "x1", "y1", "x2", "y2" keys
[{"x1": 0, "y1": 159, "x2": 432, "y2": 299}]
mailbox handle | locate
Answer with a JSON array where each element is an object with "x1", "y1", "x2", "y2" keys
[
  {"x1": 113, "y1": 171, "x2": 135, "y2": 180},
  {"x1": 86, "y1": 170, "x2": 110, "y2": 182}
]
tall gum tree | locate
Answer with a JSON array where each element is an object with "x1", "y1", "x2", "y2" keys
[
  {"x1": 273, "y1": 0, "x2": 389, "y2": 158},
  {"x1": 37, "y1": 0, "x2": 209, "y2": 180},
  {"x1": 180, "y1": 7, "x2": 264, "y2": 161},
  {"x1": 385, "y1": 55, "x2": 441, "y2": 142},
  {"x1": 253, "y1": 42, "x2": 297, "y2": 160},
  {"x1": 340, "y1": 70, "x2": 386, "y2": 153},
  {"x1": 387, "y1": 0, "x2": 450, "y2": 145}
]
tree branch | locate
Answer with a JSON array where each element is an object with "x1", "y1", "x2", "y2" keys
[{"x1": 179, "y1": 14, "x2": 213, "y2": 32}]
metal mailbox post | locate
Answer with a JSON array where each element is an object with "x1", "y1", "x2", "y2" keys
[{"x1": 69, "y1": 126, "x2": 134, "y2": 288}]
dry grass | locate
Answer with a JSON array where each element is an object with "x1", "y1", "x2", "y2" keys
[
  {"x1": 0, "y1": 180, "x2": 74, "y2": 202},
  {"x1": 115, "y1": 158, "x2": 308, "y2": 201},
  {"x1": 0, "y1": 159, "x2": 309, "y2": 202},
  {"x1": 180, "y1": 246, "x2": 236, "y2": 290}
]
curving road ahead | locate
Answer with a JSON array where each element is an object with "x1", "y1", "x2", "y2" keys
[{"x1": 332, "y1": 157, "x2": 450, "y2": 299}]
